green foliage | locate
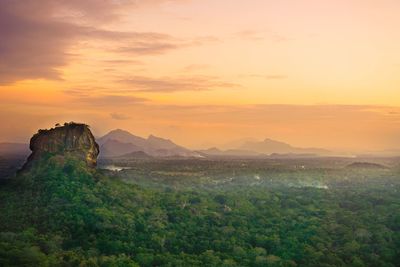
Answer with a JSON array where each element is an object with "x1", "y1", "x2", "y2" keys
[{"x1": 0, "y1": 156, "x2": 399, "y2": 266}]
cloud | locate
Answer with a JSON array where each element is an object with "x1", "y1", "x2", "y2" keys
[
  {"x1": 115, "y1": 42, "x2": 181, "y2": 55},
  {"x1": 89, "y1": 29, "x2": 191, "y2": 58},
  {"x1": 0, "y1": 0, "x2": 138, "y2": 84},
  {"x1": 112, "y1": 35, "x2": 220, "y2": 56},
  {"x1": 102, "y1": 59, "x2": 144, "y2": 65},
  {"x1": 0, "y1": 0, "x2": 191, "y2": 85},
  {"x1": 119, "y1": 75, "x2": 241, "y2": 92},
  {"x1": 81, "y1": 95, "x2": 148, "y2": 106},
  {"x1": 63, "y1": 89, "x2": 91, "y2": 98},
  {"x1": 110, "y1": 112, "x2": 131, "y2": 120},
  {"x1": 63, "y1": 89, "x2": 148, "y2": 106},
  {"x1": 0, "y1": 2, "x2": 78, "y2": 84}
]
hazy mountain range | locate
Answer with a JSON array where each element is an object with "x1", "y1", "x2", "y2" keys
[
  {"x1": 97, "y1": 129, "x2": 202, "y2": 158},
  {"x1": 238, "y1": 138, "x2": 330, "y2": 155},
  {"x1": 0, "y1": 129, "x2": 332, "y2": 158}
]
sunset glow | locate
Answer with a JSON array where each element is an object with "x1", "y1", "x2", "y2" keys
[{"x1": 1, "y1": 0, "x2": 400, "y2": 152}]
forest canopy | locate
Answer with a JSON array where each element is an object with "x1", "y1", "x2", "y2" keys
[{"x1": 0, "y1": 157, "x2": 399, "y2": 266}]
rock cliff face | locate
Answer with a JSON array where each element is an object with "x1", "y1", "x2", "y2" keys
[{"x1": 23, "y1": 122, "x2": 99, "y2": 169}]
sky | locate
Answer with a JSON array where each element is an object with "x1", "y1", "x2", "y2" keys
[{"x1": 1, "y1": 0, "x2": 400, "y2": 152}]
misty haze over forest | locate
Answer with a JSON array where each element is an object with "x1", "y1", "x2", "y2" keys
[{"x1": 1, "y1": 1, "x2": 400, "y2": 266}]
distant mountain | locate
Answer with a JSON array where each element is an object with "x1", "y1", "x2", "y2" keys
[
  {"x1": 100, "y1": 139, "x2": 143, "y2": 158},
  {"x1": 117, "y1": 151, "x2": 153, "y2": 159},
  {"x1": 97, "y1": 129, "x2": 201, "y2": 158},
  {"x1": 220, "y1": 137, "x2": 259, "y2": 150},
  {"x1": 268, "y1": 153, "x2": 321, "y2": 159},
  {"x1": 97, "y1": 129, "x2": 147, "y2": 147},
  {"x1": 198, "y1": 147, "x2": 262, "y2": 157},
  {"x1": 200, "y1": 147, "x2": 222, "y2": 155},
  {"x1": 0, "y1": 142, "x2": 30, "y2": 156},
  {"x1": 355, "y1": 149, "x2": 400, "y2": 157},
  {"x1": 238, "y1": 138, "x2": 330, "y2": 155},
  {"x1": 91, "y1": 129, "x2": 330, "y2": 158},
  {"x1": 147, "y1": 135, "x2": 180, "y2": 150}
]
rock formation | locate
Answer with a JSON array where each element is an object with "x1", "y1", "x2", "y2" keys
[{"x1": 22, "y1": 122, "x2": 99, "y2": 169}]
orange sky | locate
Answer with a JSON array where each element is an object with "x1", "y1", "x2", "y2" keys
[{"x1": 1, "y1": 0, "x2": 400, "y2": 152}]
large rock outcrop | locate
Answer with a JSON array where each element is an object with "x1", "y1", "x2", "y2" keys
[{"x1": 23, "y1": 122, "x2": 99, "y2": 169}]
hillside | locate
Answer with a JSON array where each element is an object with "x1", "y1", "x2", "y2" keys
[{"x1": 346, "y1": 162, "x2": 388, "y2": 169}]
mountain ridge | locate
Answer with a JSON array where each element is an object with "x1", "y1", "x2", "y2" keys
[
  {"x1": 238, "y1": 138, "x2": 330, "y2": 155},
  {"x1": 97, "y1": 129, "x2": 201, "y2": 158},
  {"x1": 0, "y1": 130, "x2": 331, "y2": 159}
]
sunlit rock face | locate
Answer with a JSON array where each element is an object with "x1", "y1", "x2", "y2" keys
[{"x1": 23, "y1": 122, "x2": 99, "y2": 169}]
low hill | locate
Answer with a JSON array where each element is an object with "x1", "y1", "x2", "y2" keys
[{"x1": 346, "y1": 162, "x2": 388, "y2": 169}]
